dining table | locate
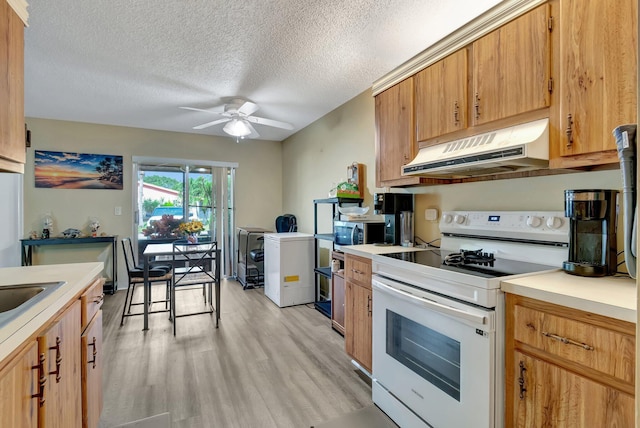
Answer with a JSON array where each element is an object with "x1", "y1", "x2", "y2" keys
[{"x1": 142, "y1": 242, "x2": 221, "y2": 331}]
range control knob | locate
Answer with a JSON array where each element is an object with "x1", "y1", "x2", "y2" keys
[
  {"x1": 526, "y1": 216, "x2": 542, "y2": 228},
  {"x1": 546, "y1": 216, "x2": 564, "y2": 229},
  {"x1": 454, "y1": 214, "x2": 466, "y2": 225},
  {"x1": 442, "y1": 214, "x2": 453, "y2": 224}
]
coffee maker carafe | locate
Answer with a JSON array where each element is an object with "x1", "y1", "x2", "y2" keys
[
  {"x1": 373, "y1": 193, "x2": 414, "y2": 245},
  {"x1": 562, "y1": 189, "x2": 619, "y2": 277}
]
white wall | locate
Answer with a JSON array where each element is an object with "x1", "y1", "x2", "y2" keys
[{"x1": 22, "y1": 118, "x2": 283, "y2": 288}]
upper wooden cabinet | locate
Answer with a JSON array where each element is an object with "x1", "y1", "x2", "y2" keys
[
  {"x1": 472, "y1": 4, "x2": 551, "y2": 126},
  {"x1": 415, "y1": 49, "x2": 468, "y2": 143},
  {"x1": 374, "y1": 78, "x2": 415, "y2": 186},
  {"x1": 0, "y1": 0, "x2": 26, "y2": 173},
  {"x1": 550, "y1": 0, "x2": 638, "y2": 168}
]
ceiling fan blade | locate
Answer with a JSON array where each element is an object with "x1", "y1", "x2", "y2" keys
[
  {"x1": 246, "y1": 115, "x2": 294, "y2": 130},
  {"x1": 245, "y1": 122, "x2": 260, "y2": 139},
  {"x1": 237, "y1": 101, "x2": 260, "y2": 116},
  {"x1": 179, "y1": 106, "x2": 227, "y2": 116},
  {"x1": 193, "y1": 118, "x2": 231, "y2": 130}
]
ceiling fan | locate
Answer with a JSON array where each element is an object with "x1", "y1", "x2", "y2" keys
[{"x1": 180, "y1": 98, "x2": 294, "y2": 141}]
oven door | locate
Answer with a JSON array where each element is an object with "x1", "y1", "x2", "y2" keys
[{"x1": 372, "y1": 274, "x2": 496, "y2": 428}]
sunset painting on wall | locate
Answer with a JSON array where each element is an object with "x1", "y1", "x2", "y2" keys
[{"x1": 34, "y1": 150, "x2": 123, "y2": 190}]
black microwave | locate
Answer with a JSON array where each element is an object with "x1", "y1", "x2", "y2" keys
[{"x1": 334, "y1": 220, "x2": 385, "y2": 246}]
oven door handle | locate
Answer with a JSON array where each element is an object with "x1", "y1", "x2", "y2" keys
[{"x1": 372, "y1": 278, "x2": 487, "y2": 326}]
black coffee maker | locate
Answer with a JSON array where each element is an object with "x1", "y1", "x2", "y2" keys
[
  {"x1": 373, "y1": 193, "x2": 414, "y2": 245},
  {"x1": 562, "y1": 189, "x2": 619, "y2": 277}
]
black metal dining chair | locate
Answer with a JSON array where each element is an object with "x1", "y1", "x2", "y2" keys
[
  {"x1": 170, "y1": 240, "x2": 219, "y2": 335},
  {"x1": 120, "y1": 237, "x2": 173, "y2": 325}
]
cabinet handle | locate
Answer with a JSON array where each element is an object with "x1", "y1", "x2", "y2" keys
[
  {"x1": 565, "y1": 114, "x2": 573, "y2": 146},
  {"x1": 474, "y1": 93, "x2": 480, "y2": 120},
  {"x1": 93, "y1": 293, "x2": 105, "y2": 305},
  {"x1": 32, "y1": 353, "x2": 47, "y2": 406},
  {"x1": 518, "y1": 361, "x2": 527, "y2": 399},
  {"x1": 453, "y1": 101, "x2": 460, "y2": 124},
  {"x1": 49, "y1": 336, "x2": 62, "y2": 383},
  {"x1": 542, "y1": 331, "x2": 594, "y2": 350},
  {"x1": 351, "y1": 269, "x2": 364, "y2": 275},
  {"x1": 367, "y1": 295, "x2": 372, "y2": 316},
  {"x1": 88, "y1": 337, "x2": 97, "y2": 369}
]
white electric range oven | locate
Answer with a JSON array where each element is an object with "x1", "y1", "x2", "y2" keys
[{"x1": 371, "y1": 211, "x2": 569, "y2": 428}]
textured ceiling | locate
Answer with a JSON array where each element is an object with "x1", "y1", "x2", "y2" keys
[{"x1": 24, "y1": 0, "x2": 501, "y2": 142}]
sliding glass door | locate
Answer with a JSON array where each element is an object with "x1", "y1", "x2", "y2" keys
[{"x1": 132, "y1": 157, "x2": 237, "y2": 276}]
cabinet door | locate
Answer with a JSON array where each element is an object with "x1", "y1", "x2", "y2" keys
[
  {"x1": 39, "y1": 300, "x2": 82, "y2": 428},
  {"x1": 472, "y1": 5, "x2": 551, "y2": 125},
  {"x1": 349, "y1": 283, "x2": 372, "y2": 372},
  {"x1": 556, "y1": 0, "x2": 637, "y2": 159},
  {"x1": 0, "y1": 0, "x2": 26, "y2": 168},
  {"x1": 416, "y1": 49, "x2": 468, "y2": 143},
  {"x1": 0, "y1": 341, "x2": 39, "y2": 428},
  {"x1": 375, "y1": 78, "x2": 414, "y2": 185},
  {"x1": 81, "y1": 310, "x2": 102, "y2": 428},
  {"x1": 512, "y1": 352, "x2": 634, "y2": 427}
]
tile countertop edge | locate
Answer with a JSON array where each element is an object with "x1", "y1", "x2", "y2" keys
[
  {"x1": 0, "y1": 262, "x2": 104, "y2": 363},
  {"x1": 501, "y1": 271, "x2": 637, "y2": 324},
  {"x1": 340, "y1": 244, "x2": 425, "y2": 258}
]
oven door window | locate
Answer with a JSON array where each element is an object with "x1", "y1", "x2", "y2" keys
[{"x1": 386, "y1": 309, "x2": 461, "y2": 400}]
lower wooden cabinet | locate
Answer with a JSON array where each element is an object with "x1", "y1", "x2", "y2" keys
[
  {"x1": 505, "y1": 294, "x2": 635, "y2": 427},
  {"x1": 512, "y1": 351, "x2": 634, "y2": 427},
  {"x1": 81, "y1": 310, "x2": 102, "y2": 428},
  {"x1": 344, "y1": 254, "x2": 372, "y2": 372},
  {"x1": 0, "y1": 341, "x2": 38, "y2": 428},
  {"x1": 38, "y1": 300, "x2": 82, "y2": 428},
  {"x1": 0, "y1": 275, "x2": 104, "y2": 428}
]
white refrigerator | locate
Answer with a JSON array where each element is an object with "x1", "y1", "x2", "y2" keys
[
  {"x1": 264, "y1": 232, "x2": 314, "y2": 307},
  {"x1": 0, "y1": 173, "x2": 23, "y2": 267}
]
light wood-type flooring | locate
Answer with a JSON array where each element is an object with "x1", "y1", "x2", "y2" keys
[{"x1": 98, "y1": 279, "x2": 373, "y2": 428}]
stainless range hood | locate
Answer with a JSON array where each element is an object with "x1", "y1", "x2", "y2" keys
[{"x1": 403, "y1": 118, "x2": 549, "y2": 178}]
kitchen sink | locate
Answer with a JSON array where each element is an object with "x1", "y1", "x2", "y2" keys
[{"x1": 0, "y1": 282, "x2": 66, "y2": 327}]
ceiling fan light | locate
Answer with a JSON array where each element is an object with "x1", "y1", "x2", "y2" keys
[{"x1": 223, "y1": 118, "x2": 251, "y2": 137}]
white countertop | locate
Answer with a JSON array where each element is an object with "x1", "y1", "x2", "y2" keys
[
  {"x1": 339, "y1": 244, "x2": 425, "y2": 258},
  {"x1": 0, "y1": 262, "x2": 104, "y2": 362},
  {"x1": 501, "y1": 271, "x2": 637, "y2": 323}
]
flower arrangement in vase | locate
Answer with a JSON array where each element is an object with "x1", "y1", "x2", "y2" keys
[
  {"x1": 178, "y1": 220, "x2": 204, "y2": 243},
  {"x1": 142, "y1": 214, "x2": 183, "y2": 239}
]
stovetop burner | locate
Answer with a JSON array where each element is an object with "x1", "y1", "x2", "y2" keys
[
  {"x1": 381, "y1": 249, "x2": 559, "y2": 279},
  {"x1": 443, "y1": 249, "x2": 495, "y2": 267}
]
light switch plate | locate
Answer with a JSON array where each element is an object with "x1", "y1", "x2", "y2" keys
[{"x1": 114, "y1": 206, "x2": 122, "y2": 216}]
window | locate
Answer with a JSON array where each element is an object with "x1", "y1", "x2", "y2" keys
[{"x1": 132, "y1": 157, "x2": 237, "y2": 276}]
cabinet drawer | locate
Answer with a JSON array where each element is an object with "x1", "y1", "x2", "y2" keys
[
  {"x1": 513, "y1": 304, "x2": 635, "y2": 384},
  {"x1": 81, "y1": 278, "x2": 104, "y2": 332},
  {"x1": 345, "y1": 254, "x2": 371, "y2": 287}
]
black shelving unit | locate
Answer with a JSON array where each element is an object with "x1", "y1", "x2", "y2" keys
[{"x1": 313, "y1": 197, "x2": 362, "y2": 318}]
